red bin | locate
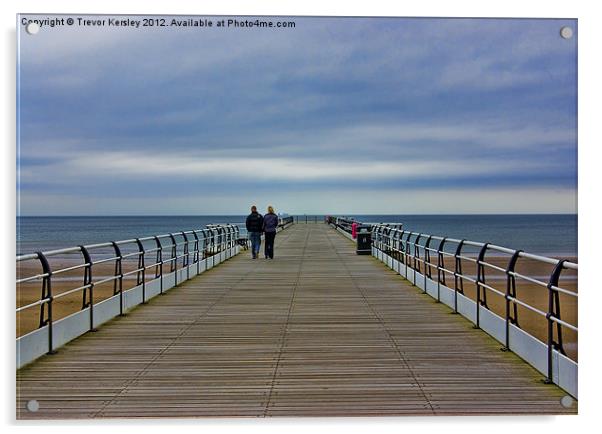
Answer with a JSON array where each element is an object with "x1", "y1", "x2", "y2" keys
[{"x1": 351, "y1": 222, "x2": 358, "y2": 239}]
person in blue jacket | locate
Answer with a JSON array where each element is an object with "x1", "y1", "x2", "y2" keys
[
  {"x1": 245, "y1": 205, "x2": 264, "y2": 259},
  {"x1": 262, "y1": 206, "x2": 279, "y2": 259}
]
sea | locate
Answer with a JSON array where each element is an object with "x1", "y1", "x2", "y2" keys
[{"x1": 16, "y1": 214, "x2": 577, "y2": 258}]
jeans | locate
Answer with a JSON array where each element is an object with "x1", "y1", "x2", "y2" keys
[
  {"x1": 264, "y1": 231, "x2": 276, "y2": 259},
  {"x1": 249, "y1": 232, "x2": 261, "y2": 256}
]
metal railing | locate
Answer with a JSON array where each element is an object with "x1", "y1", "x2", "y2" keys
[
  {"x1": 327, "y1": 216, "x2": 355, "y2": 233},
  {"x1": 368, "y1": 223, "x2": 577, "y2": 386},
  {"x1": 293, "y1": 215, "x2": 325, "y2": 224},
  {"x1": 16, "y1": 223, "x2": 240, "y2": 356},
  {"x1": 325, "y1": 216, "x2": 578, "y2": 396},
  {"x1": 327, "y1": 216, "x2": 402, "y2": 235},
  {"x1": 279, "y1": 216, "x2": 294, "y2": 227}
]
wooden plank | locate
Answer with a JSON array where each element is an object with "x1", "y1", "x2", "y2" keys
[{"x1": 16, "y1": 224, "x2": 576, "y2": 418}]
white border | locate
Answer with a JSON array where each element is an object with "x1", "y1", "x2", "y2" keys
[{"x1": 4, "y1": 0, "x2": 601, "y2": 431}]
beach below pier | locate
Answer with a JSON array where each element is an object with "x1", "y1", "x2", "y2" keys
[{"x1": 17, "y1": 250, "x2": 578, "y2": 362}]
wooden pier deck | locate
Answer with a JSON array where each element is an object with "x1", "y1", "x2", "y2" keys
[{"x1": 16, "y1": 223, "x2": 576, "y2": 418}]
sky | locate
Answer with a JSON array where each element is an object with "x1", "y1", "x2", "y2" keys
[{"x1": 17, "y1": 16, "x2": 578, "y2": 215}]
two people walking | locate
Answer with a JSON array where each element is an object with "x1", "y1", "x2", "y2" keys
[{"x1": 245, "y1": 205, "x2": 279, "y2": 259}]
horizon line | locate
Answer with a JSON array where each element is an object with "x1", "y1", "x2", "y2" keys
[{"x1": 17, "y1": 212, "x2": 578, "y2": 217}]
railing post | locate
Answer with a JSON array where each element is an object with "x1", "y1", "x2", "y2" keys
[
  {"x1": 453, "y1": 240, "x2": 465, "y2": 314},
  {"x1": 219, "y1": 227, "x2": 224, "y2": 260},
  {"x1": 135, "y1": 239, "x2": 145, "y2": 309},
  {"x1": 233, "y1": 225, "x2": 238, "y2": 252},
  {"x1": 392, "y1": 229, "x2": 398, "y2": 264},
  {"x1": 36, "y1": 251, "x2": 56, "y2": 355},
  {"x1": 544, "y1": 260, "x2": 567, "y2": 384},
  {"x1": 79, "y1": 245, "x2": 97, "y2": 332},
  {"x1": 216, "y1": 227, "x2": 220, "y2": 259},
  {"x1": 399, "y1": 229, "x2": 404, "y2": 265},
  {"x1": 181, "y1": 231, "x2": 190, "y2": 281},
  {"x1": 395, "y1": 229, "x2": 403, "y2": 274},
  {"x1": 113, "y1": 241, "x2": 125, "y2": 316},
  {"x1": 153, "y1": 236, "x2": 163, "y2": 297},
  {"x1": 424, "y1": 236, "x2": 432, "y2": 278},
  {"x1": 436, "y1": 237, "x2": 447, "y2": 302},
  {"x1": 502, "y1": 250, "x2": 522, "y2": 351},
  {"x1": 218, "y1": 227, "x2": 225, "y2": 262},
  {"x1": 475, "y1": 243, "x2": 490, "y2": 329},
  {"x1": 169, "y1": 233, "x2": 178, "y2": 287},
  {"x1": 234, "y1": 225, "x2": 239, "y2": 254},
  {"x1": 370, "y1": 224, "x2": 375, "y2": 252},
  {"x1": 192, "y1": 231, "x2": 200, "y2": 275},
  {"x1": 371, "y1": 225, "x2": 380, "y2": 259},
  {"x1": 398, "y1": 231, "x2": 405, "y2": 265},
  {"x1": 424, "y1": 235, "x2": 432, "y2": 295},
  {"x1": 404, "y1": 232, "x2": 411, "y2": 278},
  {"x1": 379, "y1": 227, "x2": 384, "y2": 261},
  {"x1": 222, "y1": 226, "x2": 228, "y2": 259},
  {"x1": 379, "y1": 227, "x2": 385, "y2": 261},
  {"x1": 222, "y1": 226, "x2": 229, "y2": 259},
  {"x1": 208, "y1": 229, "x2": 215, "y2": 268},
  {"x1": 413, "y1": 234, "x2": 422, "y2": 286},
  {"x1": 214, "y1": 228, "x2": 219, "y2": 266},
  {"x1": 383, "y1": 227, "x2": 389, "y2": 257},
  {"x1": 201, "y1": 229, "x2": 209, "y2": 272}
]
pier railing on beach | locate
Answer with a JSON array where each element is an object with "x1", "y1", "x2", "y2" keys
[
  {"x1": 328, "y1": 217, "x2": 578, "y2": 397},
  {"x1": 16, "y1": 223, "x2": 246, "y2": 368},
  {"x1": 17, "y1": 218, "x2": 297, "y2": 368},
  {"x1": 16, "y1": 214, "x2": 578, "y2": 398}
]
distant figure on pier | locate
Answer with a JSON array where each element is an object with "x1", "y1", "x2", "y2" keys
[
  {"x1": 245, "y1": 205, "x2": 264, "y2": 259},
  {"x1": 263, "y1": 205, "x2": 278, "y2": 259}
]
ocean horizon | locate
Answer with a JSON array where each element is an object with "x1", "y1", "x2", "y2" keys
[{"x1": 16, "y1": 214, "x2": 577, "y2": 258}]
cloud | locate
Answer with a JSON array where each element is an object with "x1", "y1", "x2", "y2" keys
[
  {"x1": 17, "y1": 16, "x2": 578, "y2": 215},
  {"x1": 18, "y1": 150, "x2": 555, "y2": 182},
  {"x1": 18, "y1": 187, "x2": 577, "y2": 216}
]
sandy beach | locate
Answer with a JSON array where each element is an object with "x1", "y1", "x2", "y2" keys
[
  {"x1": 16, "y1": 251, "x2": 211, "y2": 337},
  {"x1": 17, "y1": 252, "x2": 577, "y2": 361}
]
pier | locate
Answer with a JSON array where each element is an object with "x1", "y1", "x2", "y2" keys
[{"x1": 16, "y1": 221, "x2": 576, "y2": 418}]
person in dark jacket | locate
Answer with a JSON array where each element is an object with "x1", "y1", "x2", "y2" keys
[
  {"x1": 262, "y1": 205, "x2": 279, "y2": 259},
  {"x1": 245, "y1": 206, "x2": 264, "y2": 259}
]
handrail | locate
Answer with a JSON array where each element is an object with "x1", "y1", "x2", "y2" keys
[
  {"x1": 16, "y1": 223, "x2": 243, "y2": 350},
  {"x1": 292, "y1": 215, "x2": 325, "y2": 224},
  {"x1": 367, "y1": 222, "x2": 578, "y2": 387},
  {"x1": 15, "y1": 218, "x2": 304, "y2": 368}
]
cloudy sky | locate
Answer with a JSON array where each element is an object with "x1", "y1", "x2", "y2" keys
[{"x1": 17, "y1": 16, "x2": 577, "y2": 215}]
